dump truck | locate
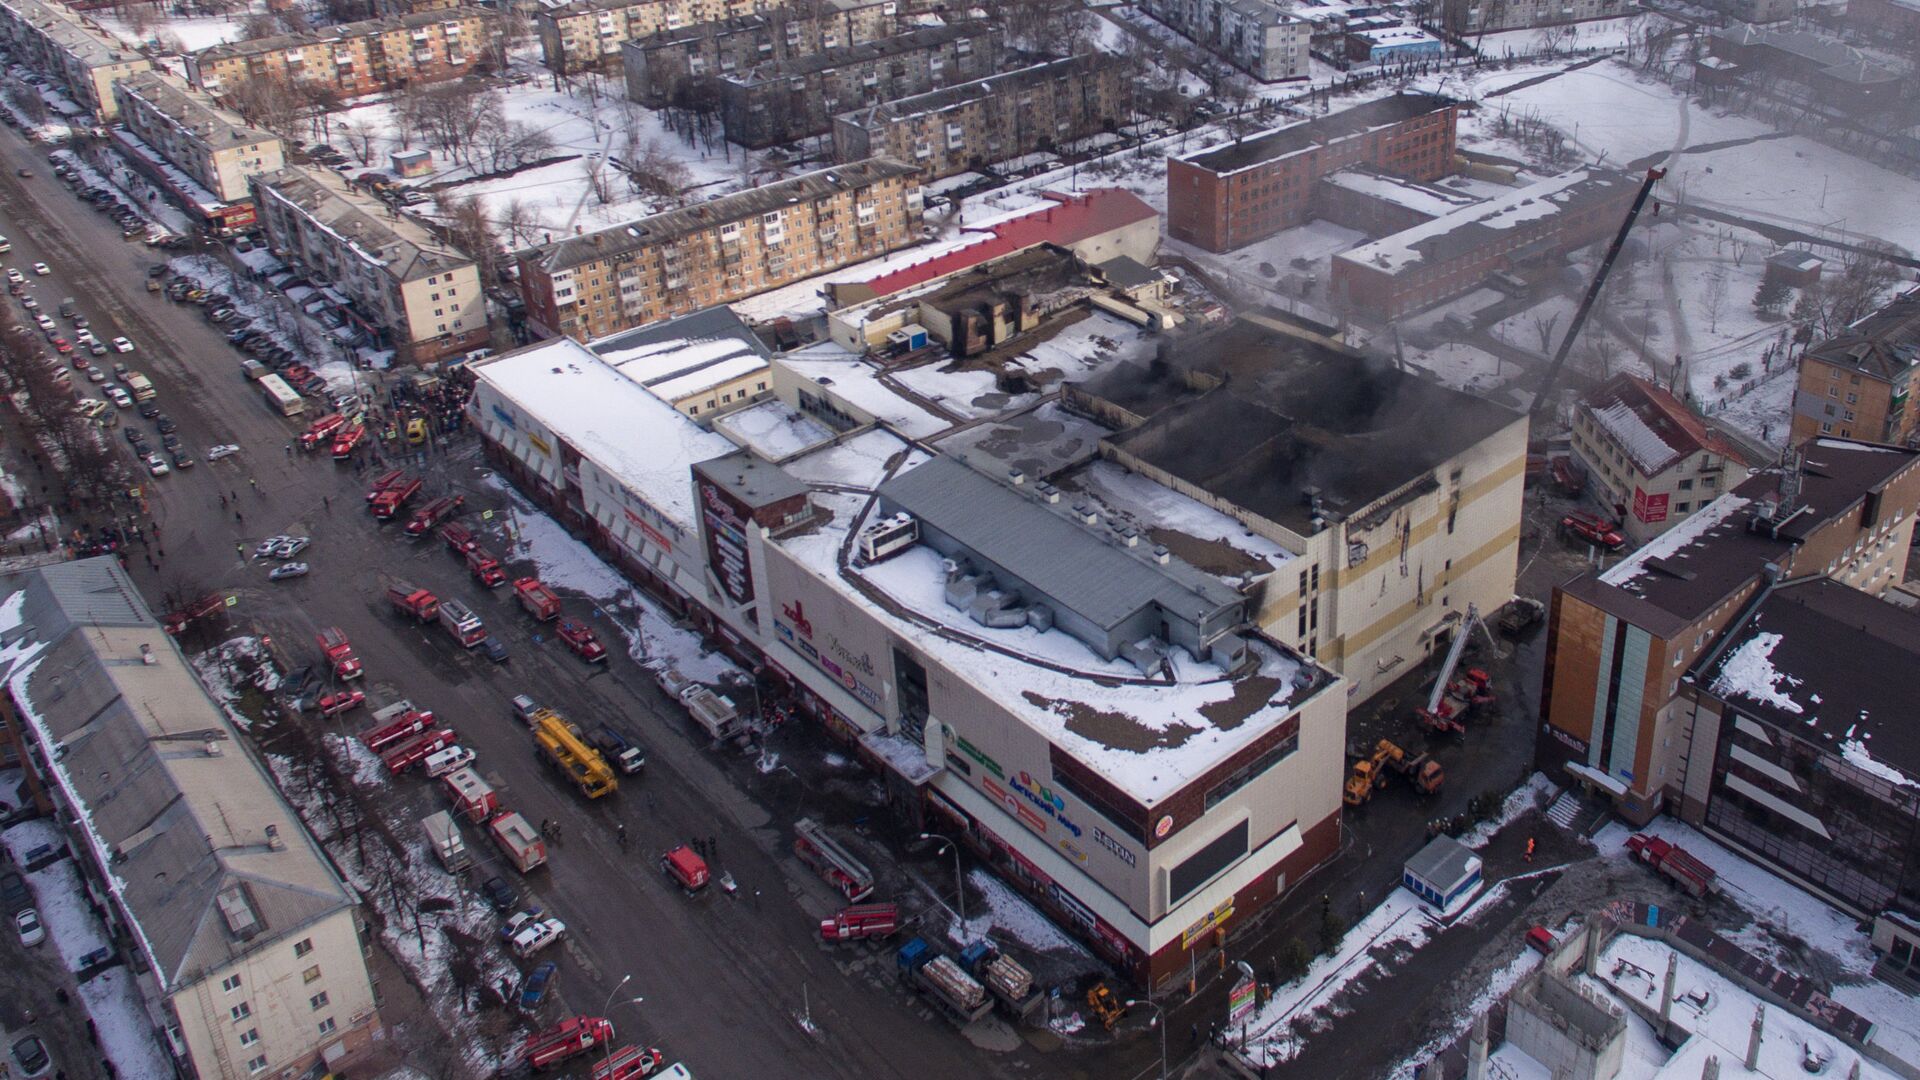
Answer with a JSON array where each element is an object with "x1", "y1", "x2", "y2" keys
[
  {"x1": 588, "y1": 724, "x2": 646, "y2": 774},
  {"x1": 556, "y1": 618, "x2": 607, "y2": 663},
  {"x1": 316, "y1": 626, "x2": 363, "y2": 681},
  {"x1": 522, "y1": 1016, "x2": 613, "y2": 1072},
  {"x1": 1625, "y1": 833, "x2": 1718, "y2": 898},
  {"x1": 422, "y1": 810, "x2": 470, "y2": 873},
  {"x1": 1344, "y1": 739, "x2": 1443, "y2": 805},
  {"x1": 405, "y1": 494, "x2": 464, "y2": 537},
  {"x1": 530, "y1": 708, "x2": 618, "y2": 799},
  {"x1": 489, "y1": 810, "x2": 548, "y2": 873},
  {"x1": 897, "y1": 938, "x2": 991, "y2": 1026},
  {"x1": 385, "y1": 580, "x2": 439, "y2": 623},
  {"x1": 514, "y1": 577, "x2": 562, "y2": 622},
  {"x1": 298, "y1": 412, "x2": 345, "y2": 450},
  {"x1": 439, "y1": 598, "x2": 487, "y2": 648},
  {"x1": 794, "y1": 818, "x2": 875, "y2": 902},
  {"x1": 467, "y1": 545, "x2": 507, "y2": 588},
  {"x1": 382, "y1": 728, "x2": 457, "y2": 774},
  {"x1": 680, "y1": 686, "x2": 742, "y2": 742},
  {"x1": 959, "y1": 941, "x2": 1043, "y2": 1023},
  {"x1": 369, "y1": 474, "x2": 422, "y2": 520},
  {"x1": 443, "y1": 766, "x2": 498, "y2": 822}
]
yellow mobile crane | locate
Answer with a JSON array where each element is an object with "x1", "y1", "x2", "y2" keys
[{"x1": 530, "y1": 707, "x2": 619, "y2": 799}]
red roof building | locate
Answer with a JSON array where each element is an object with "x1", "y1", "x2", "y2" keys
[{"x1": 1571, "y1": 374, "x2": 1759, "y2": 543}]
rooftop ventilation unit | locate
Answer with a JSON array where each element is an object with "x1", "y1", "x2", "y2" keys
[
  {"x1": 1007, "y1": 468, "x2": 1025, "y2": 486},
  {"x1": 1073, "y1": 504, "x2": 1098, "y2": 526},
  {"x1": 1034, "y1": 482, "x2": 1060, "y2": 504},
  {"x1": 1151, "y1": 544, "x2": 1171, "y2": 565}
]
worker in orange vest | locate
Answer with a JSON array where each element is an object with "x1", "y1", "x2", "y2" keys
[{"x1": 1524, "y1": 836, "x2": 1537, "y2": 863}]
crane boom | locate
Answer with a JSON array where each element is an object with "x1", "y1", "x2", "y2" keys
[
  {"x1": 1425, "y1": 604, "x2": 1481, "y2": 714},
  {"x1": 1530, "y1": 167, "x2": 1667, "y2": 418}
]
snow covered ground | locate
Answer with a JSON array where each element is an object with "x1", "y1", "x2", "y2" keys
[{"x1": 946, "y1": 869, "x2": 1091, "y2": 958}]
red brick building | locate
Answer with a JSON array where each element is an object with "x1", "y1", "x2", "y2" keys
[{"x1": 1165, "y1": 93, "x2": 1459, "y2": 253}]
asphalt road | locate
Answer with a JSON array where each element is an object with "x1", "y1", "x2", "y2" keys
[{"x1": 0, "y1": 125, "x2": 1020, "y2": 1079}]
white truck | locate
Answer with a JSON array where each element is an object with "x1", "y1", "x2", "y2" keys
[
  {"x1": 680, "y1": 686, "x2": 741, "y2": 742},
  {"x1": 422, "y1": 811, "x2": 469, "y2": 874}
]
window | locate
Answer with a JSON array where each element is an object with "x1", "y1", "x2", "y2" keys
[
  {"x1": 231, "y1": 1001, "x2": 252, "y2": 1022},
  {"x1": 303, "y1": 965, "x2": 322, "y2": 983},
  {"x1": 1675, "y1": 501, "x2": 1691, "y2": 513},
  {"x1": 294, "y1": 938, "x2": 314, "y2": 958},
  {"x1": 1677, "y1": 479, "x2": 1693, "y2": 491},
  {"x1": 1203, "y1": 730, "x2": 1300, "y2": 811},
  {"x1": 247, "y1": 1055, "x2": 268, "y2": 1075},
  {"x1": 238, "y1": 1029, "x2": 259, "y2": 1047},
  {"x1": 221, "y1": 974, "x2": 243, "y2": 992},
  {"x1": 431, "y1": 292, "x2": 440, "y2": 301},
  {"x1": 317, "y1": 1017, "x2": 337, "y2": 1036},
  {"x1": 433, "y1": 308, "x2": 444, "y2": 317},
  {"x1": 310, "y1": 991, "x2": 330, "y2": 1010}
]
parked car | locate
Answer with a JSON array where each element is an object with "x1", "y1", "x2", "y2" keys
[
  {"x1": 0, "y1": 872, "x2": 30, "y2": 916},
  {"x1": 10, "y1": 1034, "x2": 50, "y2": 1079},
  {"x1": 111, "y1": 336, "x2": 133, "y2": 353},
  {"x1": 268, "y1": 561, "x2": 309, "y2": 581},
  {"x1": 14, "y1": 907, "x2": 43, "y2": 947},
  {"x1": 519, "y1": 962, "x2": 558, "y2": 1010},
  {"x1": 144, "y1": 453, "x2": 169, "y2": 476},
  {"x1": 482, "y1": 637, "x2": 510, "y2": 664},
  {"x1": 208, "y1": 443, "x2": 241, "y2": 461},
  {"x1": 271, "y1": 536, "x2": 310, "y2": 559},
  {"x1": 480, "y1": 876, "x2": 516, "y2": 913},
  {"x1": 30, "y1": 262, "x2": 48, "y2": 275},
  {"x1": 253, "y1": 535, "x2": 293, "y2": 558},
  {"x1": 169, "y1": 449, "x2": 194, "y2": 469}
]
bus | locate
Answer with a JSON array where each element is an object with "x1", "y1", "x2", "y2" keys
[
  {"x1": 123, "y1": 372, "x2": 156, "y2": 402},
  {"x1": 259, "y1": 373, "x2": 305, "y2": 417}
]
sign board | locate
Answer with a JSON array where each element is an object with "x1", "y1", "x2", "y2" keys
[
  {"x1": 482, "y1": 510, "x2": 495, "y2": 521},
  {"x1": 1181, "y1": 897, "x2": 1235, "y2": 949},
  {"x1": 698, "y1": 476, "x2": 755, "y2": 605},
  {"x1": 1632, "y1": 487, "x2": 1669, "y2": 524},
  {"x1": 224, "y1": 596, "x2": 238, "y2": 608},
  {"x1": 1228, "y1": 972, "x2": 1257, "y2": 1025}
]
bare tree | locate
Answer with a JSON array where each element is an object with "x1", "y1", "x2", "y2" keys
[
  {"x1": 434, "y1": 193, "x2": 506, "y2": 285},
  {"x1": 224, "y1": 74, "x2": 305, "y2": 144},
  {"x1": 1531, "y1": 312, "x2": 1561, "y2": 354},
  {"x1": 1702, "y1": 271, "x2": 1728, "y2": 333},
  {"x1": 617, "y1": 136, "x2": 690, "y2": 199},
  {"x1": 498, "y1": 199, "x2": 538, "y2": 249},
  {"x1": 343, "y1": 117, "x2": 382, "y2": 165}
]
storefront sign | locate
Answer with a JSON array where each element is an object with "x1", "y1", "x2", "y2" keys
[
  {"x1": 698, "y1": 477, "x2": 755, "y2": 605},
  {"x1": 773, "y1": 601, "x2": 882, "y2": 710},
  {"x1": 1545, "y1": 723, "x2": 1589, "y2": 755},
  {"x1": 1229, "y1": 972, "x2": 1258, "y2": 1024},
  {"x1": 526, "y1": 432, "x2": 550, "y2": 456},
  {"x1": 1092, "y1": 825, "x2": 1138, "y2": 867},
  {"x1": 1155, "y1": 815, "x2": 1174, "y2": 839},
  {"x1": 1633, "y1": 487, "x2": 1669, "y2": 524},
  {"x1": 623, "y1": 507, "x2": 674, "y2": 553},
  {"x1": 953, "y1": 735, "x2": 1004, "y2": 778},
  {"x1": 1009, "y1": 771, "x2": 1083, "y2": 839},
  {"x1": 1181, "y1": 897, "x2": 1236, "y2": 949},
  {"x1": 490, "y1": 403, "x2": 517, "y2": 430}
]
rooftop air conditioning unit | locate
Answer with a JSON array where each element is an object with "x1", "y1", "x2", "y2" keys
[{"x1": 1073, "y1": 504, "x2": 1098, "y2": 526}]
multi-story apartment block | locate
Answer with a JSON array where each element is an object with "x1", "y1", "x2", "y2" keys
[
  {"x1": 1790, "y1": 289, "x2": 1920, "y2": 447},
  {"x1": 1330, "y1": 169, "x2": 1639, "y2": 320},
  {"x1": 113, "y1": 71, "x2": 284, "y2": 232},
  {"x1": 1166, "y1": 93, "x2": 1459, "y2": 253},
  {"x1": 716, "y1": 23, "x2": 996, "y2": 148},
  {"x1": 1570, "y1": 374, "x2": 1757, "y2": 545},
  {"x1": 516, "y1": 157, "x2": 922, "y2": 340},
  {"x1": 539, "y1": 0, "x2": 787, "y2": 75},
  {"x1": 251, "y1": 166, "x2": 489, "y2": 363},
  {"x1": 1538, "y1": 440, "x2": 1920, "y2": 824},
  {"x1": 620, "y1": 0, "x2": 897, "y2": 105},
  {"x1": 1139, "y1": 0, "x2": 1308, "y2": 82},
  {"x1": 0, "y1": 558, "x2": 383, "y2": 1080},
  {"x1": 185, "y1": 8, "x2": 493, "y2": 97},
  {"x1": 374, "y1": 0, "x2": 465, "y2": 15},
  {"x1": 832, "y1": 53, "x2": 1128, "y2": 180},
  {"x1": 1440, "y1": 0, "x2": 1634, "y2": 35},
  {"x1": 0, "y1": 0, "x2": 151, "y2": 121}
]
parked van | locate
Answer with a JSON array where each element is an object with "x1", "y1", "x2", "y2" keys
[{"x1": 0, "y1": 234, "x2": 11, "y2": 253}]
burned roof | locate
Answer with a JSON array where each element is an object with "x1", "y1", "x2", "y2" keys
[
  {"x1": 1079, "y1": 315, "x2": 1520, "y2": 533},
  {"x1": 1580, "y1": 373, "x2": 1754, "y2": 477},
  {"x1": 1174, "y1": 93, "x2": 1457, "y2": 176},
  {"x1": 1802, "y1": 286, "x2": 1920, "y2": 384}
]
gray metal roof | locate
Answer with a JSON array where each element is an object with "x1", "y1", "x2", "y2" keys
[
  {"x1": 725, "y1": 24, "x2": 986, "y2": 85},
  {"x1": 29, "y1": 555, "x2": 150, "y2": 627},
  {"x1": 1404, "y1": 835, "x2": 1479, "y2": 889},
  {"x1": 842, "y1": 54, "x2": 1111, "y2": 128},
  {"x1": 696, "y1": 449, "x2": 810, "y2": 508},
  {"x1": 592, "y1": 304, "x2": 768, "y2": 360},
  {"x1": 877, "y1": 455, "x2": 1243, "y2": 631},
  {"x1": 115, "y1": 71, "x2": 275, "y2": 152}
]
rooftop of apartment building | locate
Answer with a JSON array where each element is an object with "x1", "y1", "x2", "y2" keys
[
  {"x1": 1565, "y1": 438, "x2": 1920, "y2": 637},
  {"x1": 116, "y1": 70, "x2": 274, "y2": 151},
  {"x1": 255, "y1": 166, "x2": 472, "y2": 283},
  {"x1": 723, "y1": 22, "x2": 985, "y2": 84},
  {"x1": 542, "y1": 0, "x2": 881, "y2": 19},
  {"x1": 1580, "y1": 374, "x2": 1758, "y2": 478},
  {"x1": 0, "y1": 557, "x2": 355, "y2": 991},
  {"x1": 593, "y1": 305, "x2": 772, "y2": 403},
  {"x1": 1337, "y1": 168, "x2": 1637, "y2": 278},
  {"x1": 1801, "y1": 285, "x2": 1920, "y2": 382},
  {"x1": 5, "y1": 0, "x2": 144, "y2": 68},
  {"x1": 837, "y1": 52, "x2": 1109, "y2": 127},
  {"x1": 1172, "y1": 92, "x2": 1455, "y2": 177},
  {"x1": 624, "y1": 0, "x2": 890, "y2": 45},
  {"x1": 1077, "y1": 314, "x2": 1520, "y2": 534},
  {"x1": 1223, "y1": 0, "x2": 1303, "y2": 27},
  {"x1": 1711, "y1": 19, "x2": 1900, "y2": 84},
  {"x1": 522, "y1": 157, "x2": 919, "y2": 272},
  {"x1": 1693, "y1": 576, "x2": 1920, "y2": 781},
  {"x1": 194, "y1": 5, "x2": 483, "y2": 59},
  {"x1": 1350, "y1": 24, "x2": 1439, "y2": 43}
]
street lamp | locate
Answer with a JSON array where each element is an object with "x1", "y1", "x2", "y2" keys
[
  {"x1": 1123, "y1": 998, "x2": 1168, "y2": 1080},
  {"x1": 916, "y1": 833, "x2": 965, "y2": 933},
  {"x1": 598, "y1": 976, "x2": 637, "y2": 1071}
]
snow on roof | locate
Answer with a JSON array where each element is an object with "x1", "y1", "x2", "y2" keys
[
  {"x1": 781, "y1": 428, "x2": 924, "y2": 490},
  {"x1": 1320, "y1": 166, "x2": 1483, "y2": 218},
  {"x1": 472, "y1": 337, "x2": 734, "y2": 532},
  {"x1": 712, "y1": 399, "x2": 836, "y2": 461},
  {"x1": 775, "y1": 342, "x2": 952, "y2": 439},
  {"x1": 1337, "y1": 170, "x2": 1636, "y2": 277},
  {"x1": 1708, "y1": 631, "x2": 1802, "y2": 714},
  {"x1": 1599, "y1": 495, "x2": 1752, "y2": 588}
]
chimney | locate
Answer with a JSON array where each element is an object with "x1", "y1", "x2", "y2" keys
[
  {"x1": 1745, "y1": 1006, "x2": 1765, "y2": 1071},
  {"x1": 1151, "y1": 545, "x2": 1170, "y2": 565},
  {"x1": 1659, "y1": 953, "x2": 1678, "y2": 1042},
  {"x1": 266, "y1": 823, "x2": 286, "y2": 851}
]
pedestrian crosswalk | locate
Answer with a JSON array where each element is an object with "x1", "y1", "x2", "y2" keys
[{"x1": 1547, "y1": 789, "x2": 1581, "y2": 829}]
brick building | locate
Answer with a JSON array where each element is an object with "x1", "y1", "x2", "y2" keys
[
  {"x1": 620, "y1": 0, "x2": 896, "y2": 105},
  {"x1": 1165, "y1": 93, "x2": 1459, "y2": 253},
  {"x1": 1789, "y1": 287, "x2": 1920, "y2": 447},
  {"x1": 1537, "y1": 440, "x2": 1920, "y2": 824},
  {"x1": 1330, "y1": 169, "x2": 1639, "y2": 320},
  {"x1": 0, "y1": 0, "x2": 151, "y2": 122},
  {"x1": 186, "y1": 8, "x2": 494, "y2": 97},
  {"x1": 538, "y1": 0, "x2": 808, "y2": 75},
  {"x1": 1570, "y1": 374, "x2": 1758, "y2": 545},
  {"x1": 715, "y1": 23, "x2": 997, "y2": 148},
  {"x1": 516, "y1": 157, "x2": 922, "y2": 340},
  {"x1": 832, "y1": 53, "x2": 1129, "y2": 180},
  {"x1": 252, "y1": 166, "x2": 490, "y2": 363},
  {"x1": 1139, "y1": 0, "x2": 1309, "y2": 82},
  {"x1": 1440, "y1": 0, "x2": 1634, "y2": 35}
]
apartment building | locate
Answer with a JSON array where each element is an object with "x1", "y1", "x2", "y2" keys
[
  {"x1": 374, "y1": 0, "x2": 466, "y2": 14},
  {"x1": 538, "y1": 0, "x2": 787, "y2": 75},
  {"x1": 251, "y1": 166, "x2": 489, "y2": 363},
  {"x1": 113, "y1": 71, "x2": 284, "y2": 206},
  {"x1": 832, "y1": 53, "x2": 1129, "y2": 180},
  {"x1": 1789, "y1": 287, "x2": 1920, "y2": 448},
  {"x1": 1440, "y1": 0, "x2": 1634, "y2": 34},
  {"x1": 1139, "y1": 0, "x2": 1309, "y2": 82},
  {"x1": 1331, "y1": 169, "x2": 1638, "y2": 320},
  {"x1": 1538, "y1": 439, "x2": 1920, "y2": 824},
  {"x1": 516, "y1": 157, "x2": 922, "y2": 340},
  {"x1": 621, "y1": 0, "x2": 897, "y2": 105},
  {"x1": 1166, "y1": 93, "x2": 1460, "y2": 253},
  {"x1": 186, "y1": 7, "x2": 493, "y2": 97},
  {"x1": 0, "y1": 558, "x2": 381, "y2": 1080},
  {"x1": 0, "y1": 0, "x2": 151, "y2": 121},
  {"x1": 716, "y1": 23, "x2": 996, "y2": 148},
  {"x1": 1570, "y1": 374, "x2": 1758, "y2": 545}
]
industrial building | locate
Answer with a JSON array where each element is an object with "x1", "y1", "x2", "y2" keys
[
  {"x1": 1166, "y1": 93, "x2": 1460, "y2": 253},
  {"x1": 0, "y1": 558, "x2": 382, "y2": 1080},
  {"x1": 620, "y1": 0, "x2": 898, "y2": 105},
  {"x1": 1138, "y1": 0, "x2": 1310, "y2": 81},
  {"x1": 1789, "y1": 286, "x2": 1920, "y2": 448},
  {"x1": 831, "y1": 54, "x2": 1130, "y2": 181},
  {"x1": 185, "y1": 7, "x2": 494, "y2": 96},
  {"x1": 515, "y1": 157, "x2": 923, "y2": 340},
  {"x1": 111, "y1": 71, "x2": 284, "y2": 233},
  {"x1": 1330, "y1": 169, "x2": 1640, "y2": 320},
  {"x1": 0, "y1": 0, "x2": 151, "y2": 121},
  {"x1": 1570, "y1": 375, "x2": 1759, "y2": 545},
  {"x1": 1537, "y1": 439, "x2": 1920, "y2": 824},
  {"x1": 1345, "y1": 25, "x2": 1445, "y2": 64},
  {"x1": 713, "y1": 23, "x2": 998, "y2": 148},
  {"x1": 1702, "y1": 22, "x2": 1901, "y2": 113}
]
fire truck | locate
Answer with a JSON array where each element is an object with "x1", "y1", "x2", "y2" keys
[
  {"x1": 330, "y1": 421, "x2": 367, "y2": 460},
  {"x1": 438, "y1": 598, "x2": 487, "y2": 648},
  {"x1": 555, "y1": 618, "x2": 607, "y2": 663},
  {"x1": 440, "y1": 521, "x2": 478, "y2": 554},
  {"x1": 161, "y1": 593, "x2": 224, "y2": 636},
  {"x1": 794, "y1": 818, "x2": 875, "y2": 902},
  {"x1": 489, "y1": 810, "x2": 548, "y2": 872},
  {"x1": 513, "y1": 577, "x2": 561, "y2": 621},
  {"x1": 360, "y1": 703, "x2": 433, "y2": 754},
  {"x1": 369, "y1": 474, "x2": 423, "y2": 520},
  {"x1": 466, "y1": 545, "x2": 508, "y2": 588},
  {"x1": 298, "y1": 412, "x2": 345, "y2": 450},
  {"x1": 592, "y1": 1046, "x2": 666, "y2": 1080},
  {"x1": 381, "y1": 728, "x2": 458, "y2": 774},
  {"x1": 522, "y1": 1016, "x2": 613, "y2": 1071},
  {"x1": 530, "y1": 708, "x2": 618, "y2": 799},
  {"x1": 363, "y1": 469, "x2": 404, "y2": 502},
  {"x1": 442, "y1": 766, "x2": 499, "y2": 822},
  {"x1": 316, "y1": 689, "x2": 365, "y2": 718},
  {"x1": 316, "y1": 626, "x2": 363, "y2": 681},
  {"x1": 385, "y1": 581, "x2": 439, "y2": 622},
  {"x1": 405, "y1": 495, "x2": 465, "y2": 537}
]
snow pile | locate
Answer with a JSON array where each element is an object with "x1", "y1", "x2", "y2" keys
[
  {"x1": 1838, "y1": 737, "x2": 1914, "y2": 789},
  {"x1": 1459, "y1": 772, "x2": 1556, "y2": 850},
  {"x1": 189, "y1": 635, "x2": 276, "y2": 729},
  {"x1": 1709, "y1": 632, "x2": 1803, "y2": 716},
  {"x1": 1599, "y1": 497, "x2": 1752, "y2": 588},
  {"x1": 947, "y1": 869, "x2": 1090, "y2": 957}
]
